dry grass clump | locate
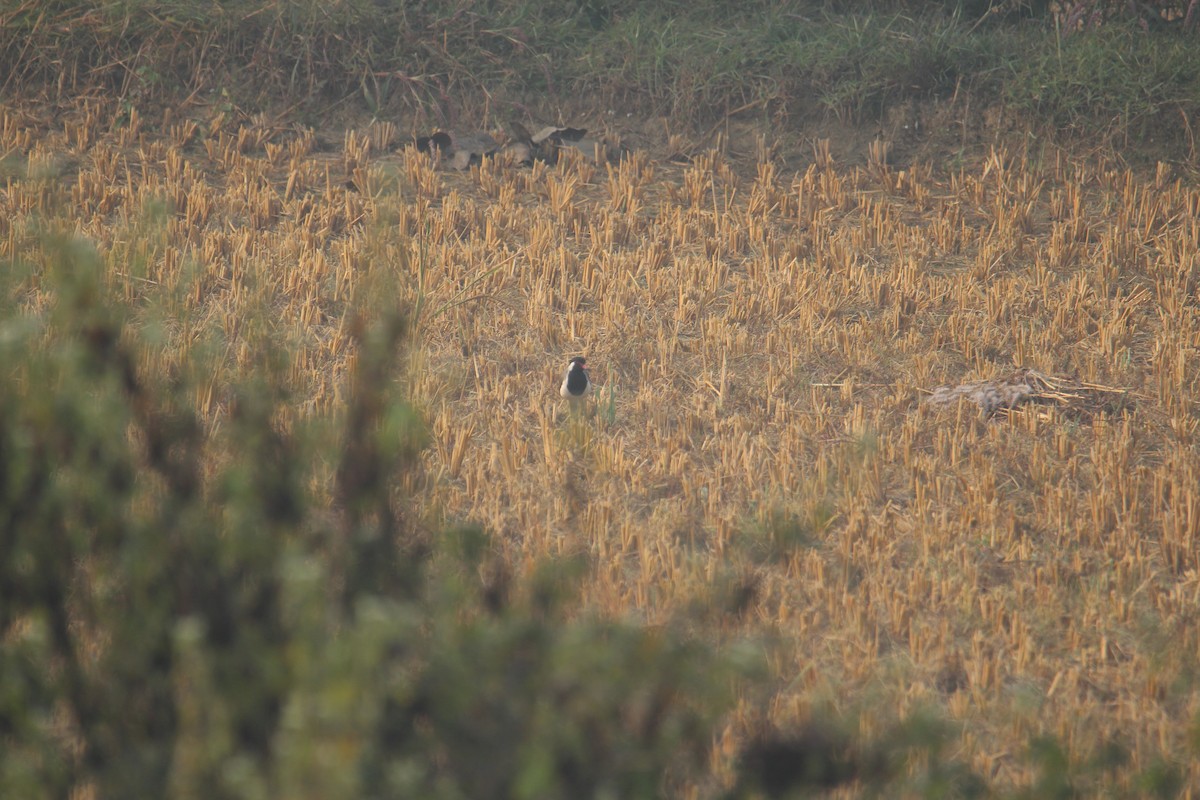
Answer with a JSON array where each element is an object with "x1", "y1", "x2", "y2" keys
[
  {"x1": 4, "y1": 97, "x2": 1200, "y2": 793},
  {"x1": 926, "y1": 368, "x2": 1134, "y2": 416}
]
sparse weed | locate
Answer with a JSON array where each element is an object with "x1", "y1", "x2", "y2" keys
[{"x1": 599, "y1": 380, "x2": 619, "y2": 426}]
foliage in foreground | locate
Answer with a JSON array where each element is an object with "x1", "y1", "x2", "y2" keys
[{"x1": 0, "y1": 235, "x2": 739, "y2": 799}]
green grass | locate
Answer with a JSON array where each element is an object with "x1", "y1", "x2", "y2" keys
[
  {"x1": 1002, "y1": 21, "x2": 1200, "y2": 138},
  {"x1": 3, "y1": 0, "x2": 1199, "y2": 144}
]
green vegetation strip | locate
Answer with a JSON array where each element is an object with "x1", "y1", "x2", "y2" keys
[{"x1": 3, "y1": 1, "x2": 1199, "y2": 138}]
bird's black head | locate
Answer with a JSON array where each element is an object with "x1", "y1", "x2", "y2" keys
[{"x1": 568, "y1": 356, "x2": 587, "y2": 369}]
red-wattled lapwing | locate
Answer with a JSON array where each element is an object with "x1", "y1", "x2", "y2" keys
[{"x1": 560, "y1": 356, "x2": 591, "y2": 401}]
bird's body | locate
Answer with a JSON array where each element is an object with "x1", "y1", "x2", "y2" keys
[{"x1": 560, "y1": 356, "x2": 591, "y2": 399}]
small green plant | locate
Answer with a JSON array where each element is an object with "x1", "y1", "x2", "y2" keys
[
  {"x1": 737, "y1": 500, "x2": 827, "y2": 565},
  {"x1": 600, "y1": 380, "x2": 619, "y2": 426}
]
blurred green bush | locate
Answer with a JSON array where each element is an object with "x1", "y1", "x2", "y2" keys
[{"x1": 0, "y1": 233, "x2": 739, "y2": 799}]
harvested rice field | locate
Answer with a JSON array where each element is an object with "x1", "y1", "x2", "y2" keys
[{"x1": 4, "y1": 98, "x2": 1200, "y2": 795}]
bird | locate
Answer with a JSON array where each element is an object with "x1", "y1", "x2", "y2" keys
[{"x1": 559, "y1": 356, "x2": 591, "y2": 400}]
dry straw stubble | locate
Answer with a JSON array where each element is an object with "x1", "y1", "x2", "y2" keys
[{"x1": 4, "y1": 100, "x2": 1200, "y2": 793}]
